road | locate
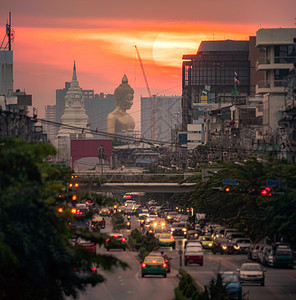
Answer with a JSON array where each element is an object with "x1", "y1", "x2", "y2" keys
[{"x1": 68, "y1": 215, "x2": 296, "y2": 300}]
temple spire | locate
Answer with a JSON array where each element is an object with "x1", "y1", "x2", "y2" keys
[{"x1": 72, "y1": 60, "x2": 77, "y2": 81}]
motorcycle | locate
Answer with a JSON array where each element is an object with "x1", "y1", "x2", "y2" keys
[
  {"x1": 126, "y1": 221, "x2": 131, "y2": 229},
  {"x1": 140, "y1": 219, "x2": 145, "y2": 228}
]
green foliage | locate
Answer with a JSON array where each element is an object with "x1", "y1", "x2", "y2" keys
[
  {"x1": 0, "y1": 138, "x2": 128, "y2": 300},
  {"x1": 111, "y1": 212, "x2": 126, "y2": 230},
  {"x1": 175, "y1": 158, "x2": 296, "y2": 247}
]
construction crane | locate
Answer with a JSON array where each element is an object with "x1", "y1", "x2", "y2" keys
[{"x1": 134, "y1": 45, "x2": 156, "y2": 141}]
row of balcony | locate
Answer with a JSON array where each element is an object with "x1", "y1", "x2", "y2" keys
[
  {"x1": 256, "y1": 80, "x2": 287, "y2": 94},
  {"x1": 256, "y1": 56, "x2": 296, "y2": 71}
]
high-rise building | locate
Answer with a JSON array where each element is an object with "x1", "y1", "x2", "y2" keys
[
  {"x1": 141, "y1": 95, "x2": 181, "y2": 142},
  {"x1": 182, "y1": 39, "x2": 253, "y2": 130},
  {"x1": 43, "y1": 105, "x2": 57, "y2": 141},
  {"x1": 256, "y1": 28, "x2": 296, "y2": 134}
]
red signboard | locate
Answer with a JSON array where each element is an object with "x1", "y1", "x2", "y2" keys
[{"x1": 70, "y1": 139, "x2": 112, "y2": 169}]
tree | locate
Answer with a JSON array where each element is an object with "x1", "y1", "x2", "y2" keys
[
  {"x1": 177, "y1": 158, "x2": 296, "y2": 247},
  {"x1": 0, "y1": 138, "x2": 127, "y2": 299}
]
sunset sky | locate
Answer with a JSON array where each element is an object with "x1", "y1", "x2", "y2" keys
[{"x1": 0, "y1": 0, "x2": 295, "y2": 130}]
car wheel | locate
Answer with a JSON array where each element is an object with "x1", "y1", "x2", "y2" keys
[
  {"x1": 261, "y1": 281, "x2": 265, "y2": 286},
  {"x1": 123, "y1": 248, "x2": 126, "y2": 251},
  {"x1": 184, "y1": 261, "x2": 187, "y2": 266},
  {"x1": 200, "y1": 263, "x2": 203, "y2": 266},
  {"x1": 142, "y1": 274, "x2": 144, "y2": 278},
  {"x1": 213, "y1": 250, "x2": 216, "y2": 255},
  {"x1": 107, "y1": 248, "x2": 109, "y2": 251},
  {"x1": 173, "y1": 246, "x2": 175, "y2": 249},
  {"x1": 163, "y1": 273, "x2": 166, "y2": 278}
]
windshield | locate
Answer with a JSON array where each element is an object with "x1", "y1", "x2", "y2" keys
[
  {"x1": 222, "y1": 274, "x2": 239, "y2": 283},
  {"x1": 276, "y1": 250, "x2": 293, "y2": 256},
  {"x1": 241, "y1": 264, "x2": 261, "y2": 271},
  {"x1": 145, "y1": 257, "x2": 164, "y2": 263},
  {"x1": 160, "y1": 234, "x2": 171, "y2": 239}
]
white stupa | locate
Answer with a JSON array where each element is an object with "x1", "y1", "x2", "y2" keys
[{"x1": 58, "y1": 61, "x2": 93, "y2": 138}]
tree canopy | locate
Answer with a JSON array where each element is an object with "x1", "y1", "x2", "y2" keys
[
  {"x1": 0, "y1": 138, "x2": 127, "y2": 300},
  {"x1": 178, "y1": 158, "x2": 296, "y2": 248}
]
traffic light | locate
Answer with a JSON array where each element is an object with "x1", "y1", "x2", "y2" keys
[
  {"x1": 58, "y1": 207, "x2": 63, "y2": 213},
  {"x1": 72, "y1": 195, "x2": 77, "y2": 201},
  {"x1": 260, "y1": 187, "x2": 272, "y2": 196},
  {"x1": 225, "y1": 187, "x2": 230, "y2": 192}
]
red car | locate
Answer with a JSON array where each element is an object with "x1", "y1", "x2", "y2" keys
[{"x1": 75, "y1": 237, "x2": 96, "y2": 253}]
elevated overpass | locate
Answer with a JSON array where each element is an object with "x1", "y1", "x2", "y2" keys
[{"x1": 79, "y1": 182, "x2": 196, "y2": 194}]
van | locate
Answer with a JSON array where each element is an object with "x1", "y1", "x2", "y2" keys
[
  {"x1": 272, "y1": 243, "x2": 294, "y2": 268},
  {"x1": 184, "y1": 244, "x2": 203, "y2": 266}
]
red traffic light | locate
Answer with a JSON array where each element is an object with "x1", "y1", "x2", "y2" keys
[{"x1": 261, "y1": 187, "x2": 271, "y2": 196}]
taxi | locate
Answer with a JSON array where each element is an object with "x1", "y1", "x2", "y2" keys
[
  {"x1": 198, "y1": 235, "x2": 214, "y2": 249},
  {"x1": 157, "y1": 233, "x2": 176, "y2": 249},
  {"x1": 141, "y1": 255, "x2": 167, "y2": 278}
]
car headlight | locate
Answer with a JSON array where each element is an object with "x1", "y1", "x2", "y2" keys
[
  {"x1": 171, "y1": 228, "x2": 175, "y2": 231},
  {"x1": 234, "y1": 245, "x2": 240, "y2": 250},
  {"x1": 182, "y1": 228, "x2": 187, "y2": 232},
  {"x1": 208, "y1": 243, "x2": 213, "y2": 247},
  {"x1": 222, "y1": 245, "x2": 227, "y2": 250}
]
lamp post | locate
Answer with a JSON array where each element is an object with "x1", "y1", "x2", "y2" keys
[{"x1": 98, "y1": 144, "x2": 105, "y2": 175}]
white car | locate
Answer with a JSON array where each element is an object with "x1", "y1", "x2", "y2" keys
[{"x1": 237, "y1": 263, "x2": 265, "y2": 286}]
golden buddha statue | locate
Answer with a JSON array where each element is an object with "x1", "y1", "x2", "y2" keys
[{"x1": 107, "y1": 74, "x2": 135, "y2": 134}]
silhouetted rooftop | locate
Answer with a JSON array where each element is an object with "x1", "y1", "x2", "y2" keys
[{"x1": 198, "y1": 40, "x2": 249, "y2": 52}]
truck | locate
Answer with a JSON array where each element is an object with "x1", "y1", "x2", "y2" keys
[{"x1": 184, "y1": 244, "x2": 204, "y2": 266}]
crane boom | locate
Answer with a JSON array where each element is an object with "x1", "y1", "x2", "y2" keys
[{"x1": 134, "y1": 45, "x2": 156, "y2": 141}]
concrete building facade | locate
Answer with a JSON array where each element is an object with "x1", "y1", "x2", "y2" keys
[{"x1": 141, "y1": 95, "x2": 181, "y2": 142}]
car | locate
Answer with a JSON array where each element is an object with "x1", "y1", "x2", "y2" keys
[
  {"x1": 184, "y1": 243, "x2": 203, "y2": 266},
  {"x1": 166, "y1": 211, "x2": 179, "y2": 223},
  {"x1": 271, "y1": 243, "x2": 294, "y2": 268},
  {"x1": 220, "y1": 271, "x2": 242, "y2": 299},
  {"x1": 141, "y1": 255, "x2": 167, "y2": 278},
  {"x1": 198, "y1": 235, "x2": 214, "y2": 250},
  {"x1": 186, "y1": 230, "x2": 201, "y2": 241},
  {"x1": 227, "y1": 238, "x2": 252, "y2": 254},
  {"x1": 75, "y1": 237, "x2": 96, "y2": 253},
  {"x1": 99, "y1": 208, "x2": 111, "y2": 217},
  {"x1": 212, "y1": 237, "x2": 229, "y2": 255},
  {"x1": 260, "y1": 245, "x2": 272, "y2": 266},
  {"x1": 170, "y1": 222, "x2": 188, "y2": 236},
  {"x1": 157, "y1": 233, "x2": 176, "y2": 249},
  {"x1": 237, "y1": 263, "x2": 265, "y2": 286},
  {"x1": 149, "y1": 251, "x2": 172, "y2": 272},
  {"x1": 104, "y1": 233, "x2": 127, "y2": 251}
]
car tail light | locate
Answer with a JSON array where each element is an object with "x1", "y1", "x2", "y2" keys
[
  {"x1": 68, "y1": 222, "x2": 71, "y2": 225},
  {"x1": 170, "y1": 236, "x2": 174, "y2": 239},
  {"x1": 114, "y1": 234, "x2": 119, "y2": 238},
  {"x1": 122, "y1": 238, "x2": 126, "y2": 242},
  {"x1": 91, "y1": 267, "x2": 96, "y2": 272},
  {"x1": 73, "y1": 267, "x2": 77, "y2": 271},
  {"x1": 106, "y1": 238, "x2": 110, "y2": 242},
  {"x1": 142, "y1": 263, "x2": 146, "y2": 268},
  {"x1": 162, "y1": 263, "x2": 167, "y2": 268},
  {"x1": 108, "y1": 211, "x2": 110, "y2": 214},
  {"x1": 165, "y1": 259, "x2": 168, "y2": 263},
  {"x1": 99, "y1": 211, "x2": 102, "y2": 214}
]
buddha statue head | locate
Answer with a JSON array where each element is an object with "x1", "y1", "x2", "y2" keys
[{"x1": 114, "y1": 74, "x2": 134, "y2": 111}]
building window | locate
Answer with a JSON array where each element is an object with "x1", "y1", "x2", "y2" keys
[{"x1": 274, "y1": 45, "x2": 296, "y2": 63}]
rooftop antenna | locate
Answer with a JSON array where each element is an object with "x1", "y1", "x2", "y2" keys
[{"x1": 0, "y1": 11, "x2": 14, "y2": 51}]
